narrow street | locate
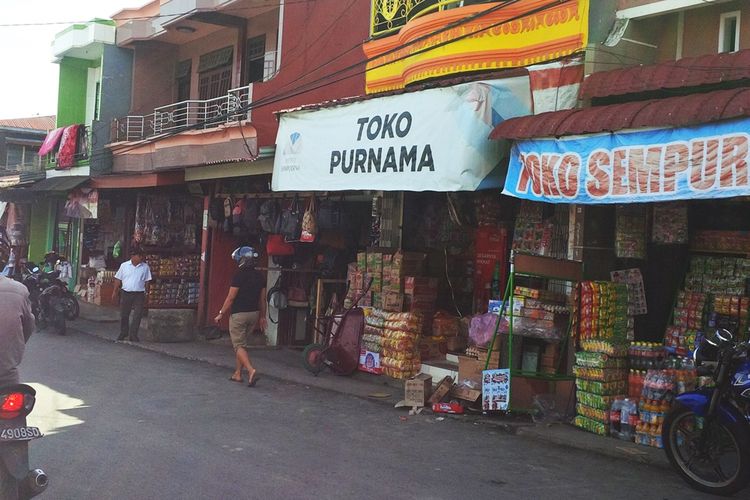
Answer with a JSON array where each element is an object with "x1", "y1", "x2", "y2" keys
[{"x1": 20, "y1": 330, "x2": 713, "y2": 500}]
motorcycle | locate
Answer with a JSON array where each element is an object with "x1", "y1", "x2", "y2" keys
[
  {"x1": 18, "y1": 268, "x2": 67, "y2": 336},
  {"x1": 20, "y1": 262, "x2": 78, "y2": 322},
  {"x1": 0, "y1": 384, "x2": 48, "y2": 499},
  {"x1": 662, "y1": 329, "x2": 750, "y2": 496}
]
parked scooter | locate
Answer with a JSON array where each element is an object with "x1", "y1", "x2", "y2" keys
[
  {"x1": 662, "y1": 329, "x2": 750, "y2": 496},
  {"x1": 0, "y1": 385, "x2": 48, "y2": 499},
  {"x1": 27, "y1": 254, "x2": 79, "y2": 321},
  {"x1": 17, "y1": 266, "x2": 67, "y2": 336}
]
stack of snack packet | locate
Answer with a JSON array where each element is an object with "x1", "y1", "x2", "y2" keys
[
  {"x1": 381, "y1": 312, "x2": 423, "y2": 379},
  {"x1": 574, "y1": 282, "x2": 631, "y2": 436}
]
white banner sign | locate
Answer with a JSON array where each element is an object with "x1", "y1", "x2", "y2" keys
[{"x1": 273, "y1": 78, "x2": 531, "y2": 192}]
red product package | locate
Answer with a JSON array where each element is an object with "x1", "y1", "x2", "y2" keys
[{"x1": 432, "y1": 402, "x2": 464, "y2": 414}]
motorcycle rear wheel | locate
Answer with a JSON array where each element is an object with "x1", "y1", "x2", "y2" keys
[
  {"x1": 62, "y1": 296, "x2": 79, "y2": 321},
  {"x1": 664, "y1": 404, "x2": 750, "y2": 496}
]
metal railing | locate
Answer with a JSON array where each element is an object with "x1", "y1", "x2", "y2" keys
[{"x1": 111, "y1": 84, "x2": 254, "y2": 143}]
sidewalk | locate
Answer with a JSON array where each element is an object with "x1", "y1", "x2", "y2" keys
[{"x1": 73, "y1": 302, "x2": 669, "y2": 470}]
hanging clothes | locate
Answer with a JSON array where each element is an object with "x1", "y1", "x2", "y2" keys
[
  {"x1": 55, "y1": 124, "x2": 82, "y2": 169},
  {"x1": 38, "y1": 127, "x2": 65, "y2": 156}
]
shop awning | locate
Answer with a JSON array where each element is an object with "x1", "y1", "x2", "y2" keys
[
  {"x1": 272, "y1": 77, "x2": 533, "y2": 192},
  {"x1": 30, "y1": 175, "x2": 89, "y2": 192},
  {"x1": 90, "y1": 171, "x2": 184, "y2": 189},
  {"x1": 490, "y1": 88, "x2": 750, "y2": 141},
  {"x1": 580, "y1": 48, "x2": 750, "y2": 100}
]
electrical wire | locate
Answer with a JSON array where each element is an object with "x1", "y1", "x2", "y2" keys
[
  {"x1": 0, "y1": 0, "x2": 318, "y2": 27},
  {"x1": 67, "y1": 0, "x2": 538, "y2": 164}
]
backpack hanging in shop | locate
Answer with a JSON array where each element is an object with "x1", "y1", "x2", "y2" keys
[
  {"x1": 279, "y1": 195, "x2": 302, "y2": 241},
  {"x1": 242, "y1": 197, "x2": 261, "y2": 236},
  {"x1": 259, "y1": 199, "x2": 281, "y2": 234},
  {"x1": 232, "y1": 198, "x2": 246, "y2": 237}
]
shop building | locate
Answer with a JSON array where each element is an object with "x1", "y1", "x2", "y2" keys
[
  {"x1": 0, "y1": 116, "x2": 55, "y2": 273},
  {"x1": 257, "y1": 0, "x2": 599, "y2": 402},
  {"x1": 489, "y1": 0, "x2": 750, "y2": 445},
  {"x1": 104, "y1": 0, "x2": 371, "y2": 341}
]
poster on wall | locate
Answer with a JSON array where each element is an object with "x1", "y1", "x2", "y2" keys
[
  {"x1": 610, "y1": 268, "x2": 648, "y2": 316},
  {"x1": 65, "y1": 187, "x2": 98, "y2": 219}
]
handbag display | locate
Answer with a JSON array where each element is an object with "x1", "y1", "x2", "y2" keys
[
  {"x1": 266, "y1": 276, "x2": 288, "y2": 324},
  {"x1": 286, "y1": 281, "x2": 309, "y2": 308},
  {"x1": 279, "y1": 195, "x2": 302, "y2": 241},
  {"x1": 266, "y1": 234, "x2": 295, "y2": 256},
  {"x1": 300, "y1": 195, "x2": 318, "y2": 243}
]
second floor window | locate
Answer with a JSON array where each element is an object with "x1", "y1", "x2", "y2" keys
[
  {"x1": 719, "y1": 11, "x2": 740, "y2": 53},
  {"x1": 245, "y1": 35, "x2": 266, "y2": 84},
  {"x1": 198, "y1": 46, "x2": 234, "y2": 100},
  {"x1": 5, "y1": 143, "x2": 40, "y2": 172},
  {"x1": 175, "y1": 59, "x2": 192, "y2": 102}
]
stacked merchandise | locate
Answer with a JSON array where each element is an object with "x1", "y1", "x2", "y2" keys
[
  {"x1": 684, "y1": 256, "x2": 750, "y2": 340},
  {"x1": 146, "y1": 254, "x2": 200, "y2": 307},
  {"x1": 360, "y1": 307, "x2": 385, "y2": 374},
  {"x1": 512, "y1": 286, "x2": 571, "y2": 341},
  {"x1": 574, "y1": 282, "x2": 631, "y2": 436},
  {"x1": 381, "y1": 312, "x2": 423, "y2": 379},
  {"x1": 511, "y1": 202, "x2": 554, "y2": 257},
  {"x1": 615, "y1": 205, "x2": 647, "y2": 259},
  {"x1": 663, "y1": 291, "x2": 706, "y2": 356},
  {"x1": 403, "y1": 277, "x2": 438, "y2": 334}
]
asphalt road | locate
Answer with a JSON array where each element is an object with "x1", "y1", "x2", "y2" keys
[{"x1": 17, "y1": 330, "x2": 719, "y2": 500}]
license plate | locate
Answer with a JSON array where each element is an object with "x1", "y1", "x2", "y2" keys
[{"x1": 0, "y1": 427, "x2": 42, "y2": 441}]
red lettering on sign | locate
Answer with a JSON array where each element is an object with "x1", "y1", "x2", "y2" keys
[
  {"x1": 719, "y1": 135, "x2": 749, "y2": 188},
  {"x1": 557, "y1": 154, "x2": 580, "y2": 198},
  {"x1": 586, "y1": 151, "x2": 611, "y2": 198},
  {"x1": 541, "y1": 155, "x2": 561, "y2": 196},
  {"x1": 690, "y1": 139, "x2": 718, "y2": 191},
  {"x1": 663, "y1": 144, "x2": 690, "y2": 193}
]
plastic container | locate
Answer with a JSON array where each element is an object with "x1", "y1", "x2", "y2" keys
[{"x1": 619, "y1": 398, "x2": 637, "y2": 441}]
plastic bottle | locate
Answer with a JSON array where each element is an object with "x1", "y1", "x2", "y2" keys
[
  {"x1": 620, "y1": 398, "x2": 636, "y2": 441},
  {"x1": 610, "y1": 398, "x2": 624, "y2": 438}
]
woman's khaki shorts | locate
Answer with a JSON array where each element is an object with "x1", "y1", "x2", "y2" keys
[{"x1": 229, "y1": 311, "x2": 260, "y2": 350}]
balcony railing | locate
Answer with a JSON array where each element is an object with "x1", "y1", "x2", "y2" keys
[
  {"x1": 371, "y1": 0, "x2": 493, "y2": 38},
  {"x1": 111, "y1": 84, "x2": 254, "y2": 143}
]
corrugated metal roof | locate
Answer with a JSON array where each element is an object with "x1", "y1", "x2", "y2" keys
[
  {"x1": 0, "y1": 116, "x2": 56, "y2": 132},
  {"x1": 490, "y1": 87, "x2": 750, "y2": 140},
  {"x1": 581, "y1": 49, "x2": 750, "y2": 100}
]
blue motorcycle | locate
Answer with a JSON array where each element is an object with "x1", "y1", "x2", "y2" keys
[{"x1": 663, "y1": 329, "x2": 750, "y2": 496}]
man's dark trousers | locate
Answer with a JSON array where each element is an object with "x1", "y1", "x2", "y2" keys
[{"x1": 119, "y1": 291, "x2": 145, "y2": 341}]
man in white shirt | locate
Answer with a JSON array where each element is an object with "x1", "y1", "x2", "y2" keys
[{"x1": 112, "y1": 248, "x2": 152, "y2": 342}]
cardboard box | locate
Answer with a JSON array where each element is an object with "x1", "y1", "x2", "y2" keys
[
  {"x1": 404, "y1": 373, "x2": 432, "y2": 407},
  {"x1": 404, "y1": 276, "x2": 439, "y2": 295},
  {"x1": 428, "y1": 375, "x2": 454, "y2": 404},
  {"x1": 458, "y1": 355, "x2": 483, "y2": 385},
  {"x1": 450, "y1": 385, "x2": 482, "y2": 402},
  {"x1": 359, "y1": 349, "x2": 382, "y2": 375},
  {"x1": 418, "y1": 337, "x2": 448, "y2": 361}
]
